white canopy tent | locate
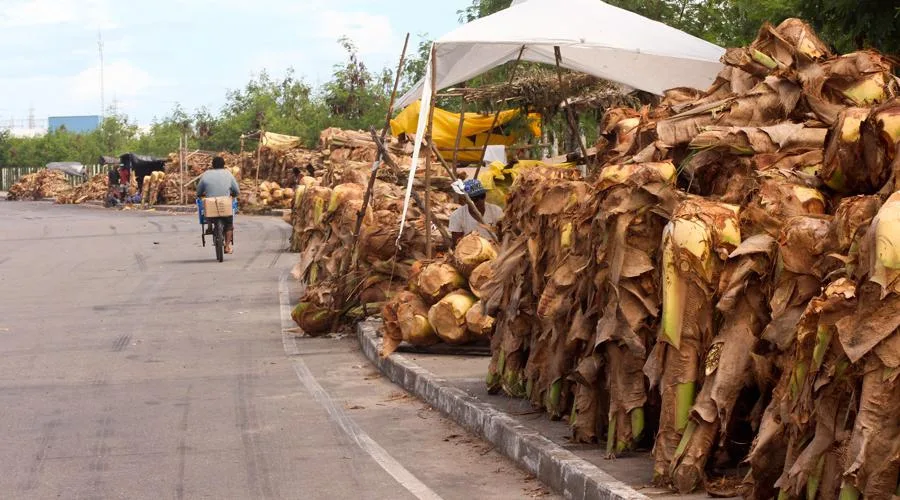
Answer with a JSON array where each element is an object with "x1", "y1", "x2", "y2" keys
[{"x1": 397, "y1": 0, "x2": 726, "y2": 241}]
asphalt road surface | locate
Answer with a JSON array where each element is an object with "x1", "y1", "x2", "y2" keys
[{"x1": 0, "y1": 202, "x2": 554, "y2": 500}]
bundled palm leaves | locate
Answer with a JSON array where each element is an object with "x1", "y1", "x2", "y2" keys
[
  {"x1": 478, "y1": 18, "x2": 900, "y2": 497},
  {"x1": 289, "y1": 159, "x2": 460, "y2": 337}
]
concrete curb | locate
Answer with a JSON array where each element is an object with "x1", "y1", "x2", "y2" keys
[{"x1": 357, "y1": 320, "x2": 649, "y2": 500}]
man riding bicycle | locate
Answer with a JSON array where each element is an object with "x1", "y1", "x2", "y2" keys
[{"x1": 197, "y1": 157, "x2": 240, "y2": 254}]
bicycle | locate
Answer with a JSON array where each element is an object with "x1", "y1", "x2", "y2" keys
[{"x1": 197, "y1": 197, "x2": 238, "y2": 262}]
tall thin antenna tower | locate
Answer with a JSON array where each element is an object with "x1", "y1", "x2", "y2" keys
[{"x1": 98, "y1": 32, "x2": 105, "y2": 118}]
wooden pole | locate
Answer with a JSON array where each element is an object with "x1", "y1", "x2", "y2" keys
[
  {"x1": 239, "y1": 135, "x2": 245, "y2": 179},
  {"x1": 424, "y1": 47, "x2": 437, "y2": 259},
  {"x1": 474, "y1": 45, "x2": 526, "y2": 179},
  {"x1": 179, "y1": 135, "x2": 184, "y2": 205},
  {"x1": 451, "y1": 86, "x2": 466, "y2": 176},
  {"x1": 370, "y1": 133, "x2": 453, "y2": 248},
  {"x1": 255, "y1": 129, "x2": 264, "y2": 184},
  {"x1": 183, "y1": 133, "x2": 189, "y2": 204},
  {"x1": 554, "y1": 46, "x2": 590, "y2": 168},
  {"x1": 349, "y1": 33, "x2": 410, "y2": 271},
  {"x1": 353, "y1": 34, "x2": 409, "y2": 234}
]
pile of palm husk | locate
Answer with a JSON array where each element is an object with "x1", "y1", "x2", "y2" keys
[
  {"x1": 380, "y1": 232, "x2": 499, "y2": 355},
  {"x1": 55, "y1": 173, "x2": 108, "y2": 204},
  {"x1": 289, "y1": 159, "x2": 460, "y2": 336},
  {"x1": 478, "y1": 18, "x2": 900, "y2": 497},
  {"x1": 7, "y1": 169, "x2": 71, "y2": 200}
]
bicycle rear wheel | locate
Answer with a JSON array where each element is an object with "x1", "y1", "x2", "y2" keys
[{"x1": 214, "y1": 220, "x2": 224, "y2": 262}]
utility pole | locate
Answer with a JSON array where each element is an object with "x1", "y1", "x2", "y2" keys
[{"x1": 98, "y1": 32, "x2": 105, "y2": 119}]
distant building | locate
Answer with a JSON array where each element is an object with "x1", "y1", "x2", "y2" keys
[{"x1": 48, "y1": 115, "x2": 101, "y2": 134}]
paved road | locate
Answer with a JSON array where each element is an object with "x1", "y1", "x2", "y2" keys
[{"x1": 0, "y1": 202, "x2": 552, "y2": 500}]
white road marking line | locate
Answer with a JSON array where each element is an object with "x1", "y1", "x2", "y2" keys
[{"x1": 278, "y1": 274, "x2": 443, "y2": 500}]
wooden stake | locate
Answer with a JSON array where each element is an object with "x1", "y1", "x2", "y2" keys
[
  {"x1": 255, "y1": 129, "x2": 264, "y2": 184},
  {"x1": 349, "y1": 33, "x2": 410, "y2": 271},
  {"x1": 179, "y1": 135, "x2": 184, "y2": 205},
  {"x1": 474, "y1": 45, "x2": 526, "y2": 179},
  {"x1": 554, "y1": 46, "x2": 590, "y2": 168},
  {"x1": 370, "y1": 132, "x2": 453, "y2": 248},
  {"x1": 354, "y1": 34, "x2": 409, "y2": 234},
  {"x1": 451, "y1": 85, "x2": 466, "y2": 175},
  {"x1": 424, "y1": 48, "x2": 437, "y2": 259}
]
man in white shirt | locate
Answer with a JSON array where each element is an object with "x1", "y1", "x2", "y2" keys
[{"x1": 448, "y1": 179, "x2": 503, "y2": 246}]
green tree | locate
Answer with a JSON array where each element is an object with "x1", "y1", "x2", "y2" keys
[
  {"x1": 196, "y1": 68, "x2": 326, "y2": 149},
  {"x1": 323, "y1": 37, "x2": 393, "y2": 129},
  {"x1": 799, "y1": 0, "x2": 900, "y2": 54},
  {"x1": 0, "y1": 130, "x2": 11, "y2": 166},
  {"x1": 458, "y1": 0, "x2": 512, "y2": 23},
  {"x1": 96, "y1": 112, "x2": 140, "y2": 155},
  {"x1": 401, "y1": 35, "x2": 433, "y2": 93}
]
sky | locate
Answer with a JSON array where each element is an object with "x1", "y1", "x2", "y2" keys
[{"x1": 0, "y1": 0, "x2": 469, "y2": 128}]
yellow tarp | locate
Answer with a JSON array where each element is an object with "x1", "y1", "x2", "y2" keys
[
  {"x1": 477, "y1": 160, "x2": 575, "y2": 208},
  {"x1": 260, "y1": 131, "x2": 302, "y2": 151},
  {"x1": 390, "y1": 101, "x2": 541, "y2": 163}
]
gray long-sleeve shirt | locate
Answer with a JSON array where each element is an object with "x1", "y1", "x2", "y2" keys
[{"x1": 196, "y1": 169, "x2": 240, "y2": 198}]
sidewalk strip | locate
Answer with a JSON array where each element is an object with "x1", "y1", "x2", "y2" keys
[
  {"x1": 357, "y1": 320, "x2": 649, "y2": 500},
  {"x1": 278, "y1": 274, "x2": 444, "y2": 500}
]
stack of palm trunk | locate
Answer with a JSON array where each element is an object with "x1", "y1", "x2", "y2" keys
[
  {"x1": 7, "y1": 169, "x2": 71, "y2": 200},
  {"x1": 320, "y1": 127, "x2": 411, "y2": 164},
  {"x1": 55, "y1": 173, "x2": 109, "y2": 204},
  {"x1": 165, "y1": 151, "x2": 246, "y2": 177},
  {"x1": 163, "y1": 152, "x2": 247, "y2": 204},
  {"x1": 140, "y1": 171, "x2": 167, "y2": 208},
  {"x1": 380, "y1": 232, "x2": 499, "y2": 355},
  {"x1": 479, "y1": 18, "x2": 900, "y2": 497},
  {"x1": 257, "y1": 147, "x2": 325, "y2": 186},
  {"x1": 289, "y1": 161, "x2": 460, "y2": 336},
  {"x1": 255, "y1": 181, "x2": 293, "y2": 209}
]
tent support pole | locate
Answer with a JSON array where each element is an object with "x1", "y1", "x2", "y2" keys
[
  {"x1": 451, "y1": 85, "x2": 466, "y2": 175},
  {"x1": 424, "y1": 46, "x2": 438, "y2": 259},
  {"x1": 554, "y1": 46, "x2": 590, "y2": 169},
  {"x1": 474, "y1": 45, "x2": 526, "y2": 179}
]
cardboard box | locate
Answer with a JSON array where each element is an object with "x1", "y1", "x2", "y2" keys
[{"x1": 203, "y1": 196, "x2": 234, "y2": 218}]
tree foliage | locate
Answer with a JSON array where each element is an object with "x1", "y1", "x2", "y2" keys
[
  {"x1": 401, "y1": 35, "x2": 433, "y2": 93},
  {"x1": 798, "y1": 0, "x2": 900, "y2": 54}
]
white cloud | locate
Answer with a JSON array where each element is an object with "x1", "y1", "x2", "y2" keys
[
  {"x1": 0, "y1": 0, "x2": 116, "y2": 29},
  {"x1": 69, "y1": 60, "x2": 156, "y2": 104},
  {"x1": 315, "y1": 10, "x2": 395, "y2": 56}
]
